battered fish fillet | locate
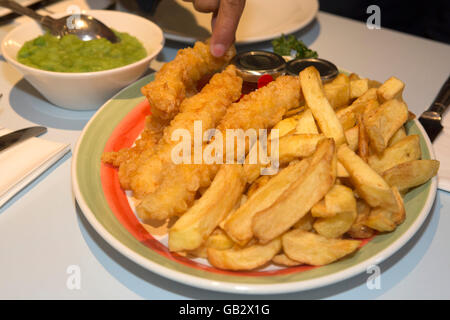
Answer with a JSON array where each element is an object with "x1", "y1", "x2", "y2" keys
[
  {"x1": 101, "y1": 126, "x2": 158, "y2": 189},
  {"x1": 142, "y1": 40, "x2": 236, "y2": 138},
  {"x1": 103, "y1": 45, "x2": 237, "y2": 189},
  {"x1": 130, "y1": 65, "x2": 243, "y2": 198},
  {"x1": 136, "y1": 76, "x2": 302, "y2": 222}
]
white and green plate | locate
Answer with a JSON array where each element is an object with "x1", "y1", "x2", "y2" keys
[{"x1": 72, "y1": 73, "x2": 438, "y2": 294}]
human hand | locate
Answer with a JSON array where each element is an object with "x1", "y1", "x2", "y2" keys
[{"x1": 183, "y1": 0, "x2": 246, "y2": 57}]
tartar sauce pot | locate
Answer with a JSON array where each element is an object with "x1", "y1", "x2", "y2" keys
[
  {"x1": 231, "y1": 50, "x2": 339, "y2": 94},
  {"x1": 231, "y1": 51, "x2": 286, "y2": 94}
]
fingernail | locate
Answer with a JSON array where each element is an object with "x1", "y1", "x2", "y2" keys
[{"x1": 211, "y1": 43, "x2": 226, "y2": 57}]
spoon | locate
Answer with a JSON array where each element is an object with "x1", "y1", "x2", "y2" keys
[{"x1": 0, "y1": 0, "x2": 120, "y2": 43}]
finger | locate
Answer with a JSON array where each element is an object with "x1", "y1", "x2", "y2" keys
[
  {"x1": 189, "y1": 0, "x2": 220, "y2": 13},
  {"x1": 210, "y1": 0, "x2": 246, "y2": 57},
  {"x1": 211, "y1": 10, "x2": 218, "y2": 29}
]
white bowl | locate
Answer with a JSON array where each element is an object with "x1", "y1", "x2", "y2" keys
[{"x1": 1, "y1": 10, "x2": 164, "y2": 110}]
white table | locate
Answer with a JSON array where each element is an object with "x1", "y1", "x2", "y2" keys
[{"x1": 0, "y1": 9, "x2": 449, "y2": 299}]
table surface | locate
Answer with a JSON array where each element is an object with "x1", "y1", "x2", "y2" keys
[{"x1": 0, "y1": 3, "x2": 449, "y2": 299}]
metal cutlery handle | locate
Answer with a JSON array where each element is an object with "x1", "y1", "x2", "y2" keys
[
  {"x1": 0, "y1": 0, "x2": 56, "y2": 30},
  {"x1": 0, "y1": 126, "x2": 47, "y2": 152},
  {"x1": 427, "y1": 75, "x2": 450, "y2": 117}
]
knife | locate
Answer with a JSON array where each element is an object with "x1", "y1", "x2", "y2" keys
[
  {"x1": 418, "y1": 75, "x2": 450, "y2": 142},
  {"x1": 0, "y1": 126, "x2": 47, "y2": 152}
]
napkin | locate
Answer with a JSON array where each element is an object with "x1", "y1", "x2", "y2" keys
[
  {"x1": 433, "y1": 114, "x2": 450, "y2": 192},
  {"x1": 0, "y1": 128, "x2": 70, "y2": 207}
]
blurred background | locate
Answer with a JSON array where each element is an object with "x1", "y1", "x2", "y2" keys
[
  {"x1": 117, "y1": 0, "x2": 450, "y2": 45},
  {"x1": 319, "y1": 0, "x2": 450, "y2": 44},
  {"x1": 1, "y1": 0, "x2": 448, "y2": 44}
]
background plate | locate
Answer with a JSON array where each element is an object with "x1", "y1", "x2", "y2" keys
[
  {"x1": 117, "y1": 0, "x2": 319, "y2": 44},
  {"x1": 72, "y1": 73, "x2": 437, "y2": 294},
  {"x1": 0, "y1": 0, "x2": 42, "y2": 17}
]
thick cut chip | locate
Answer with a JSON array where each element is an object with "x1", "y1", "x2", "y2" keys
[
  {"x1": 364, "y1": 207, "x2": 396, "y2": 232},
  {"x1": 325, "y1": 185, "x2": 357, "y2": 214},
  {"x1": 354, "y1": 88, "x2": 378, "y2": 104},
  {"x1": 253, "y1": 139, "x2": 336, "y2": 243},
  {"x1": 246, "y1": 175, "x2": 271, "y2": 198},
  {"x1": 347, "y1": 200, "x2": 375, "y2": 239},
  {"x1": 278, "y1": 134, "x2": 325, "y2": 164},
  {"x1": 357, "y1": 114, "x2": 370, "y2": 162},
  {"x1": 368, "y1": 135, "x2": 421, "y2": 173},
  {"x1": 272, "y1": 253, "x2": 303, "y2": 267},
  {"x1": 324, "y1": 74, "x2": 351, "y2": 109},
  {"x1": 269, "y1": 116, "x2": 300, "y2": 139},
  {"x1": 295, "y1": 109, "x2": 319, "y2": 134},
  {"x1": 369, "y1": 79, "x2": 382, "y2": 89},
  {"x1": 377, "y1": 76, "x2": 405, "y2": 103},
  {"x1": 206, "y1": 229, "x2": 235, "y2": 249},
  {"x1": 350, "y1": 79, "x2": 369, "y2": 100},
  {"x1": 337, "y1": 99, "x2": 379, "y2": 131},
  {"x1": 337, "y1": 144, "x2": 396, "y2": 209},
  {"x1": 293, "y1": 212, "x2": 315, "y2": 231},
  {"x1": 188, "y1": 229, "x2": 235, "y2": 258},
  {"x1": 168, "y1": 165, "x2": 245, "y2": 252},
  {"x1": 207, "y1": 238, "x2": 281, "y2": 271},
  {"x1": 324, "y1": 83, "x2": 350, "y2": 109},
  {"x1": 337, "y1": 161, "x2": 350, "y2": 178},
  {"x1": 356, "y1": 186, "x2": 404, "y2": 233},
  {"x1": 242, "y1": 141, "x2": 268, "y2": 184},
  {"x1": 382, "y1": 160, "x2": 440, "y2": 192},
  {"x1": 390, "y1": 187, "x2": 406, "y2": 225},
  {"x1": 225, "y1": 159, "x2": 310, "y2": 246},
  {"x1": 363, "y1": 99, "x2": 408, "y2": 154},
  {"x1": 345, "y1": 126, "x2": 359, "y2": 151},
  {"x1": 314, "y1": 210, "x2": 357, "y2": 239},
  {"x1": 349, "y1": 73, "x2": 360, "y2": 81},
  {"x1": 338, "y1": 109, "x2": 357, "y2": 131},
  {"x1": 363, "y1": 99, "x2": 380, "y2": 115},
  {"x1": 311, "y1": 200, "x2": 335, "y2": 218},
  {"x1": 314, "y1": 185, "x2": 357, "y2": 238},
  {"x1": 243, "y1": 134, "x2": 324, "y2": 183},
  {"x1": 282, "y1": 230, "x2": 361, "y2": 266},
  {"x1": 300, "y1": 66, "x2": 346, "y2": 145},
  {"x1": 388, "y1": 127, "x2": 407, "y2": 147}
]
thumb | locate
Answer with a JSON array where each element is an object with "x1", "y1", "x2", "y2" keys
[{"x1": 210, "y1": 0, "x2": 246, "y2": 57}]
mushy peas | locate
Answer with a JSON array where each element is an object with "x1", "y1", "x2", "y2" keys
[{"x1": 17, "y1": 31, "x2": 147, "y2": 73}]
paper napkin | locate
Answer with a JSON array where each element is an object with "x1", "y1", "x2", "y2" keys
[
  {"x1": 433, "y1": 114, "x2": 450, "y2": 192},
  {"x1": 0, "y1": 128, "x2": 70, "y2": 207}
]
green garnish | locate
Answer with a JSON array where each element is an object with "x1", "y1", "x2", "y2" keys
[{"x1": 272, "y1": 34, "x2": 318, "y2": 59}]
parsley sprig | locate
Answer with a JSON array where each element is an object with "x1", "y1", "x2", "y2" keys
[{"x1": 272, "y1": 34, "x2": 318, "y2": 59}]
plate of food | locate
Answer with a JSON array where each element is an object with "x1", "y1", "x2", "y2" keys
[
  {"x1": 116, "y1": 0, "x2": 319, "y2": 44},
  {"x1": 72, "y1": 40, "x2": 439, "y2": 294}
]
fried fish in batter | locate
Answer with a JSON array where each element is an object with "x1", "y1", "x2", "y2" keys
[
  {"x1": 103, "y1": 41, "x2": 235, "y2": 186},
  {"x1": 142, "y1": 40, "x2": 236, "y2": 138},
  {"x1": 130, "y1": 65, "x2": 243, "y2": 198},
  {"x1": 101, "y1": 126, "x2": 159, "y2": 189},
  {"x1": 136, "y1": 76, "x2": 302, "y2": 222}
]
